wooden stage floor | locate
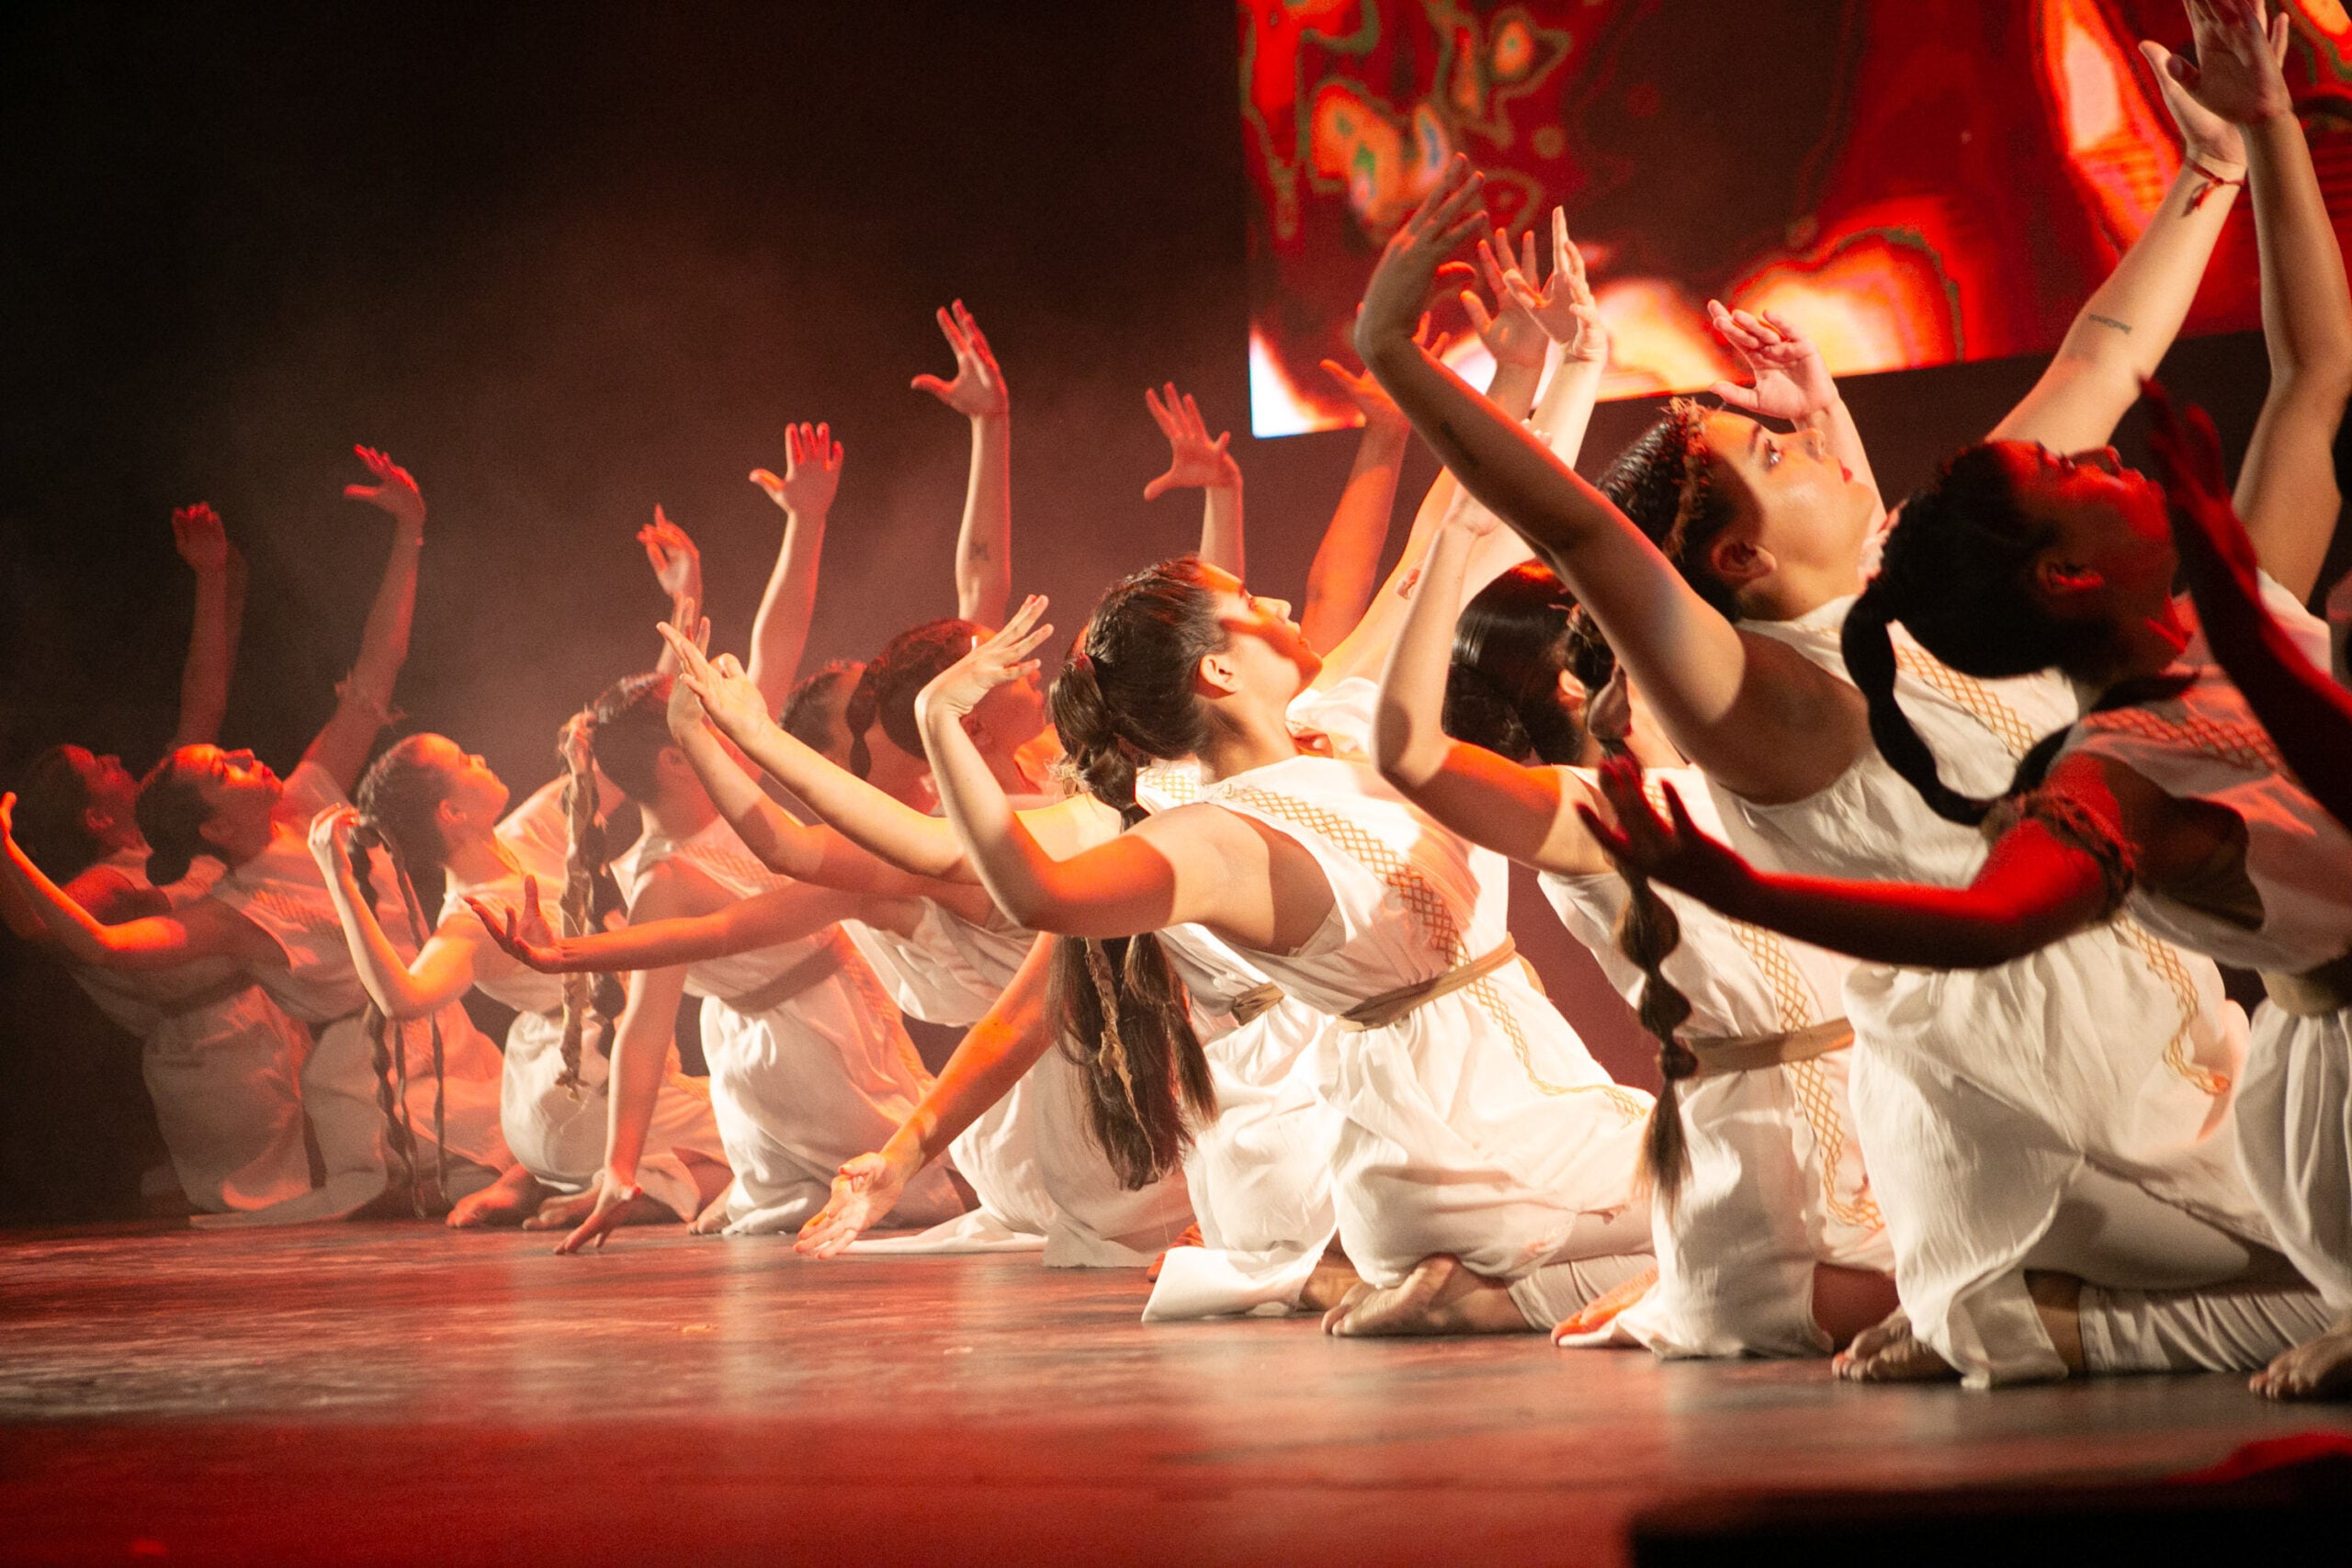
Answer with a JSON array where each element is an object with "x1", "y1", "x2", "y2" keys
[{"x1": 5, "y1": 1224, "x2": 2349, "y2": 1565}]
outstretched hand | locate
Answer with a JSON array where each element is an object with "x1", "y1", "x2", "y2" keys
[
  {"x1": 751, "y1": 421, "x2": 845, "y2": 516},
  {"x1": 1577, "y1": 756, "x2": 1754, "y2": 905},
  {"x1": 1492, "y1": 208, "x2": 1607, "y2": 366},
  {"x1": 1354, "y1": 155, "x2": 1488, "y2": 362},
  {"x1": 171, "y1": 503, "x2": 231, "y2": 573},
  {"x1": 918, "y1": 594, "x2": 1053, "y2": 724},
  {"x1": 794, "y1": 1149, "x2": 913, "y2": 1258},
  {"x1": 663, "y1": 602, "x2": 717, "y2": 740},
  {"x1": 1706, "y1": 302, "x2": 1838, "y2": 423},
  {"x1": 537, "y1": 1170, "x2": 647, "y2": 1254},
  {"x1": 1142, "y1": 383, "x2": 1239, "y2": 499},
  {"x1": 1446, "y1": 226, "x2": 1550, "y2": 371},
  {"x1": 467, "y1": 874, "x2": 565, "y2": 971},
  {"x1": 657, "y1": 623, "x2": 774, "y2": 748},
  {"x1": 910, "y1": 299, "x2": 1010, "y2": 419},
  {"x1": 345, "y1": 446, "x2": 424, "y2": 532},
  {"x1": 2146, "y1": 0, "x2": 2290, "y2": 146},
  {"x1": 306, "y1": 802, "x2": 361, "y2": 871},
  {"x1": 638, "y1": 505, "x2": 703, "y2": 606}
]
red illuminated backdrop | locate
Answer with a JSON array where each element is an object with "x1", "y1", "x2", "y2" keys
[{"x1": 1242, "y1": 0, "x2": 2352, "y2": 435}]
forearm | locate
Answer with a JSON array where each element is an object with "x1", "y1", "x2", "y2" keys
[
  {"x1": 888, "y1": 1003, "x2": 1055, "y2": 1172},
  {"x1": 920, "y1": 706, "x2": 1062, "y2": 926},
  {"x1": 1373, "y1": 522, "x2": 1476, "y2": 786},
  {"x1": 322, "y1": 863, "x2": 466, "y2": 1018},
  {"x1": 1485, "y1": 356, "x2": 1544, "y2": 423},
  {"x1": 602, "y1": 973, "x2": 684, "y2": 1185},
  {"x1": 1995, "y1": 164, "x2": 2238, "y2": 449},
  {"x1": 748, "y1": 506, "x2": 826, "y2": 710},
  {"x1": 955, "y1": 413, "x2": 1012, "y2": 625},
  {"x1": 2234, "y1": 111, "x2": 2352, "y2": 598},
  {"x1": 171, "y1": 566, "x2": 234, "y2": 750},
  {"x1": 2, "y1": 840, "x2": 187, "y2": 967},
  {"x1": 1196, "y1": 476, "x2": 1243, "y2": 581},
  {"x1": 1691, "y1": 851, "x2": 2101, "y2": 970},
  {"x1": 1301, "y1": 422, "x2": 1408, "y2": 654},
  {"x1": 346, "y1": 526, "x2": 423, "y2": 712},
  {"x1": 733, "y1": 720, "x2": 967, "y2": 878},
  {"x1": 1529, "y1": 354, "x2": 1603, "y2": 468},
  {"x1": 678, "y1": 727, "x2": 827, "y2": 879}
]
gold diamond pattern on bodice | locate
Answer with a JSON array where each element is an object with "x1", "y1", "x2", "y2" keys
[
  {"x1": 1891, "y1": 643, "x2": 2221, "y2": 1101},
  {"x1": 2080, "y1": 702, "x2": 2283, "y2": 778},
  {"x1": 1218, "y1": 783, "x2": 1645, "y2": 1119},
  {"x1": 1723, "y1": 919, "x2": 1882, "y2": 1229}
]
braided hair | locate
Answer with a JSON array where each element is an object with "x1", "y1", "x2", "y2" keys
[
  {"x1": 134, "y1": 750, "x2": 216, "y2": 887},
  {"x1": 1598, "y1": 398, "x2": 1749, "y2": 620},
  {"x1": 554, "y1": 678, "x2": 659, "y2": 1090},
  {"x1": 346, "y1": 738, "x2": 456, "y2": 1216},
  {"x1": 1843, "y1": 446, "x2": 2108, "y2": 826},
  {"x1": 1042, "y1": 557, "x2": 1225, "y2": 1187}
]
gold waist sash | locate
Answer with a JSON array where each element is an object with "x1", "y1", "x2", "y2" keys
[
  {"x1": 1228, "y1": 982, "x2": 1287, "y2": 1028},
  {"x1": 1340, "y1": 938, "x2": 1517, "y2": 1032},
  {"x1": 1686, "y1": 1018, "x2": 1855, "y2": 1079}
]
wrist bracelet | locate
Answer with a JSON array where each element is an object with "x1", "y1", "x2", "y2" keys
[{"x1": 2184, "y1": 158, "x2": 2248, "y2": 212}]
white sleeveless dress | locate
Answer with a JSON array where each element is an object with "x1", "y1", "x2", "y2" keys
[
  {"x1": 845, "y1": 893, "x2": 1197, "y2": 1266},
  {"x1": 615, "y1": 814, "x2": 966, "y2": 1235},
  {"x1": 69, "y1": 848, "x2": 312, "y2": 1213},
  {"x1": 438, "y1": 778, "x2": 728, "y2": 1223},
  {"x1": 206, "y1": 761, "x2": 513, "y2": 1223},
  {"x1": 1541, "y1": 766, "x2": 1889, "y2": 1358},
  {"x1": 1136, "y1": 682, "x2": 1370, "y2": 1320},
  {"x1": 1192, "y1": 751, "x2": 1654, "y2": 1312},
  {"x1": 2055, "y1": 582, "x2": 2352, "y2": 1325},
  {"x1": 1720, "y1": 600, "x2": 2265, "y2": 1383}
]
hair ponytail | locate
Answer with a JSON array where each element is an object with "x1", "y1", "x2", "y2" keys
[
  {"x1": 134, "y1": 752, "x2": 212, "y2": 887},
  {"x1": 1036, "y1": 558, "x2": 1236, "y2": 1185},
  {"x1": 1839, "y1": 585, "x2": 1995, "y2": 828},
  {"x1": 555, "y1": 714, "x2": 629, "y2": 1095},
  {"x1": 344, "y1": 816, "x2": 449, "y2": 1216}
]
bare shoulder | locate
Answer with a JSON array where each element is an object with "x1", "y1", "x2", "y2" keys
[{"x1": 64, "y1": 866, "x2": 165, "y2": 925}]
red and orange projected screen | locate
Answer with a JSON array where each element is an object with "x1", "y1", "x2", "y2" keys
[{"x1": 1243, "y1": 0, "x2": 2352, "y2": 435}]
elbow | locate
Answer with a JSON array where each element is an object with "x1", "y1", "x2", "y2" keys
[{"x1": 1371, "y1": 727, "x2": 1442, "y2": 795}]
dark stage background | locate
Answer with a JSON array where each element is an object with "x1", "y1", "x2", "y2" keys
[{"x1": 0, "y1": 2, "x2": 2341, "y2": 1222}]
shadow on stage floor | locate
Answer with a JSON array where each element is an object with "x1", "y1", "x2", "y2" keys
[{"x1": 3, "y1": 1223, "x2": 2348, "y2": 1565}]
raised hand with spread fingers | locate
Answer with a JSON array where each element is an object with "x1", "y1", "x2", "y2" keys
[
  {"x1": 1143, "y1": 382, "x2": 1245, "y2": 579},
  {"x1": 745, "y1": 422, "x2": 842, "y2": 703},
  {"x1": 913, "y1": 300, "x2": 1013, "y2": 625}
]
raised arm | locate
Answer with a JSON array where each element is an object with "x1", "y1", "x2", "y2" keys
[
  {"x1": 0, "y1": 795, "x2": 278, "y2": 971},
  {"x1": 1989, "y1": 20, "x2": 2251, "y2": 451},
  {"x1": 745, "y1": 423, "x2": 842, "y2": 706},
  {"x1": 1300, "y1": 354, "x2": 1413, "y2": 654},
  {"x1": 1373, "y1": 487, "x2": 1611, "y2": 876},
  {"x1": 303, "y1": 446, "x2": 426, "y2": 793},
  {"x1": 2149, "y1": 382, "x2": 2352, "y2": 834},
  {"x1": 1354, "y1": 161, "x2": 1857, "y2": 803},
  {"x1": 2198, "y1": 1, "x2": 2351, "y2": 598},
  {"x1": 797, "y1": 931, "x2": 1061, "y2": 1257},
  {"x1": 1584, "y1": 756, "x2": 2118, "y2": 969},
  {"x1": 166, "y1": 504, "x2": 240, "y2": 750},
  {"x1": 641, "y1": 506, "x2": 706, "y2": 681},
  {"x1": 306, "y1": 805, "x2": 481, "y2": 1019},
  {"x1": 912, "y1": 301, "x2": 1014, "y2": 626},
  {"x1": 915, "y1": 603, "x2": 1319, "y2": 947},
  {"x1": 1142, "y1": 383, "x2": 1245, "y2": 580},
  {"x1": 475, "y1": 870, "x2": 867, "y2": 976}
]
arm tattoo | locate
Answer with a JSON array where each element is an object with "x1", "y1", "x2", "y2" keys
[{"x1": 2087, "y1": 313, "x2": 2132, "y2": 336}]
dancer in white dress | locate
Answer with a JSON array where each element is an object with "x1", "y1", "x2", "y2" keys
[
  {"x1": 1, "y1": 503, "x2": 308, "y2": 1213},
  {"x1": 0, "y1": 449, "x2": 514, "y2": 1222},
  {"x1": 1584, "y1": 1, "x2": 2352, "y2": 1397},
  {"x1": 523, "y1": 671, "x2": 967, "y2": 1250},
  {"x1": 668, "y1": 307, "x2": 1565, "y2": 1300},
  {"x1": 1357, "y1": 80, "x2": 2275, "y2": 1381},
  {"x1": 303, "y1": 731, "x2": 732, "y2": 1229},
  {"x1": 1377, "y1": 505, "x2": 1895, "y2": 1356},
  {"x1": 910, "y1": 574, "x2": 1655, "y2": 1337}
]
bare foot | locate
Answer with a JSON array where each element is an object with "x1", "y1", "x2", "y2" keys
[
  {"x1": 1298, "y1": 1251, "x2": 1364, "y2": 1315},
  {"x1": 688, "y1": 1189, "x2": 732, "y2": 1235},
  {"x1": 2251, "y1": 1311, "x2": 2352, "y2": 1402},
  {"x1": 1146, "y1": 1223, "x2": 1206, "y2": 1283},
  {"x1": 1830, "y1": 1305, "x2": 1958, "y2": 1383},
  {"x1": 447, "y1": 1166, "x2": 548, "y2": 1229},
  {"x1": 1323, "y1": 1254, "x2": 1531, "y2": 1337},
  {"x1": 1552, "y1": 1262, "x2": 1658, "y2": 1343}
]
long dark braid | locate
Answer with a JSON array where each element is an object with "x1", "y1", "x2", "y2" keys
[
  {"x1": 557, "y1": 690, "x2": 649, "y2": 1091},
  {"x1": 1041, "y1": 558, "x2": 1227, "y2": 1187},
  {"x1": 351, "y1": 738, "x2": 457, "y2": 1214}
]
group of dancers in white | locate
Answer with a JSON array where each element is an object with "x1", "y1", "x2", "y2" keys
[{"x1": 7, "y1": 0, "x2": 2351, "y2": 1400}]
